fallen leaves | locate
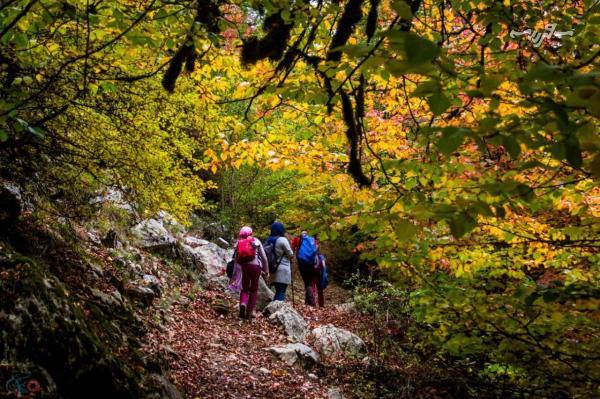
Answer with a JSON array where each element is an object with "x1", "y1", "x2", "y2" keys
[{"x1": 142, "y1": 267, "x2": 369, "y2": 399}]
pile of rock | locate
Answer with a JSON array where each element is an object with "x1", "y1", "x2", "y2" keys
[{"x1": 263, "y1": 302, "x2": 365, "y2": 369}]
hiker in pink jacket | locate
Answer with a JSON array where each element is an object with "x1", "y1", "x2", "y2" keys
[{"x1": 236, "y1": 226, "x2": 268, "y2": 319}]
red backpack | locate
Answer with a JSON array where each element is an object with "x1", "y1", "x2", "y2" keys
[{"x1": 236, "y1": 237, "x2": 256, "y2": 264}]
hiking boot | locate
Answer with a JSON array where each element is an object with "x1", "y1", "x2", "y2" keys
[{"x1": 239, "y1": 304, "x2": 247, "y2": 319}]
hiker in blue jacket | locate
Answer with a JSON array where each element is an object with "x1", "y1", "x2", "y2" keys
[{"x1": 266, "y1": 221, "x2": 294, "y2": 301}]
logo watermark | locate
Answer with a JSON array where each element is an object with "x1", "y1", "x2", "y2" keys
[
  {"x1": 510, "y1": 23, "x2": 574, "y2": 48},
  {"x1": 5, "y1": 373, "x2": 42, "y2": 398},
  {"x1": 0, "y1": 365, "x2": 48, "y2": 399}
]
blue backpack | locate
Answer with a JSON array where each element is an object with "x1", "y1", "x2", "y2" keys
[{"x1": 297, "y1": 235, "x2": 317, "y2": 265}]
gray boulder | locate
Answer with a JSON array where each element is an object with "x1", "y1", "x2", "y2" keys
[
  {"x1": 256, "y1": 277, "x2": 274, "y2": 311},
  {"x1": 1, "y1": 182, "x2": 33, "y2": 213},
  {"x1": 311, "y1": 324, "x2": 365, "y2": 359},
  {"x1": 155, "y1": 210, "x2": 185, "y2": 235},
  {"x1": 267, "y1": 343, "x2": 319, "y2": 368},
  {"x1": 90, "y1": 288, "x2": 122, "y2": 308},
  {"x1": 183, "y1": 236, "x2": 209, "y2": 248},
  {"x1": 143, "y1": 274, "x2": 162, "y2": 296},
  {"x1": 178, "y1": 239, "x2": 232, "y2": 276},
  {"x1": 125, "y1": 282, "x2": 155, "y2": 306},
  {"x1": 88, "y1": 262, "x2": 104, "y2": 279},
  {"x1": 132, "y1": 218, "x2": 176, "y2": 249},
  {"x1": 91, "y1": 187, "x2": 135, "y2": 213},
  {"x1": 263, "y1": 300, "x2": 289, "y2": 317},
  {"x1": 263, "y1": 301, "x2": 307, "y2": 342},
  {"x1": 0, "y1": 182, "x2": 27, "y2": 229}
]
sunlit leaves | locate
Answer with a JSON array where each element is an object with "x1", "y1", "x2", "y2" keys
[{"x1": 1, "y1": 1, "x2": 599, "y2": 394}]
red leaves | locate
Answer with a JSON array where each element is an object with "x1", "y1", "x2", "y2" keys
[
  {"x1": 141, "y1": 263, "x2": 368, "y2": 398},
  {"x1": 143, "y1": 282, "x2": 322, "y2": 398}
]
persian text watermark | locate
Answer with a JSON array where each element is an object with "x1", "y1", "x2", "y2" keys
[{"x1": 510, "y1": 23, "x2": 574, "y2": 48}]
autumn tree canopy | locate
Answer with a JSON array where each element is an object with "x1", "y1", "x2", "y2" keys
[{"x1": 1, "y1": 0, "x2": 599, "y2": 396}]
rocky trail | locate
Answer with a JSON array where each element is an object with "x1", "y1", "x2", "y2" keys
[
  {"x1": 142, "y1": 235, "x2": 370, "y2": 399},
  {"x1": 1, "y1": 185, "x2": 376, "y2": 399},
  {"x1": 106, "y1": 212, "x2": 371, "y2": 399}
]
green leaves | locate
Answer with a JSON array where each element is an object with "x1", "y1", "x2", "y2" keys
[
  {"x1": 480, "y1": 74, "x2": 503, "y2": 96},
  {"x1": 436, "y1": 127, "x2": 470, "y2": 155},
  {"x1": 13, "y1": 33, "x2": 29, "y2": 48},
  {"x1": 394, "y1": 219, "x2": 418, "y2": 241},
  {"x1": 391, "y1": 0, "x2": 413, "y2": 20},
  {"x1": 412, "y1": 79, "x2": 441, "y2": 97},
  {"x1": 411, "y1": 79, "x2": 452, "y2": 115},
  {"x1": 449, "y1": 212, "x2": 477, "y2": 238},
  {"x1": 427, "y1": 93, "x2": 451, "y2": 116},
  {"x1": 520, "y1": 63, "x2": 564, "y2": 94},
  {"x1": 549, "y1": 135, "x2": 584, "y2": 169},
  {"x1": 333, "y1": 43, "x2": 372, "y2": 58},
  {"x1": 385, "y1": 31, "x2": 440, "y2": 73},
  {"x1": 404, "y1": 33, "x2": 440, "y2": 66},
  {"x1": 564, "y1": 135, "x2": 583, "y2": 169}
]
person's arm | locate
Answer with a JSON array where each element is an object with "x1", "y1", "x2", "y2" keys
[
  {"x1": 256, "y1": 240, "x2": 269, "y2": 275},
  {"x1": 281, "y1": 237, "x2": 294, "y2": 258}
]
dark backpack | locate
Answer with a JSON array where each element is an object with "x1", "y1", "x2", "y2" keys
[
  {"x1": 264, "y1": 237, "x2": 284, "y2": 274},
  {"x1": 318, "y1": 254, "x2": 328, "y2": 290},
  {"x1": 226, "y1": 250, "x2": 235, "y2": 279}
]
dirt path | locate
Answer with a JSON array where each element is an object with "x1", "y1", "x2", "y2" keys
[{"x1": 148, "y1": 266, "x2": 364, "y2": 399}]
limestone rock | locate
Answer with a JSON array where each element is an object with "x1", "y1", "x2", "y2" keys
[
  {"x1": 256, "y1": 277, "x2": 274, "y2": 311},
  {"x1": 142, "y1": 274, "x2": 162, "y2": 296},
  {"x1": 125, "y1": 282, "x2": 155, "y2": 306},
  {"x1": 263, "y1": 300, "x2": 289, "y2": 317},
  {"x1": 178, "y1": 239, "x2": 231, "y2": 276},
  {"x1": 311, "y1": 324, "x2": 365, "y2": 359},
  {"x1": 263, "y1": 301, "x2": 307, "y2": 342},
  {"x1": 132, "y1": 218, "x2": 176, "y2": 249},
  {"x1": 90, "y1": 288, "x2": 122, "y2": 308},
  {"x1": 91, "y1": 187, "x2": 135, "y2": 214},
  {"x1": 267, "y1": 343, "x2": 319, "y2": 368},
  {"x1": 0, "y1": 182, "x2": 24, "y2": 230},
  {"x1": 183, "y1": 236, "x2": 209, "y2": 248},
  {"x1": 88, "y1": 262, "x2": 104, "y2": 278}
]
